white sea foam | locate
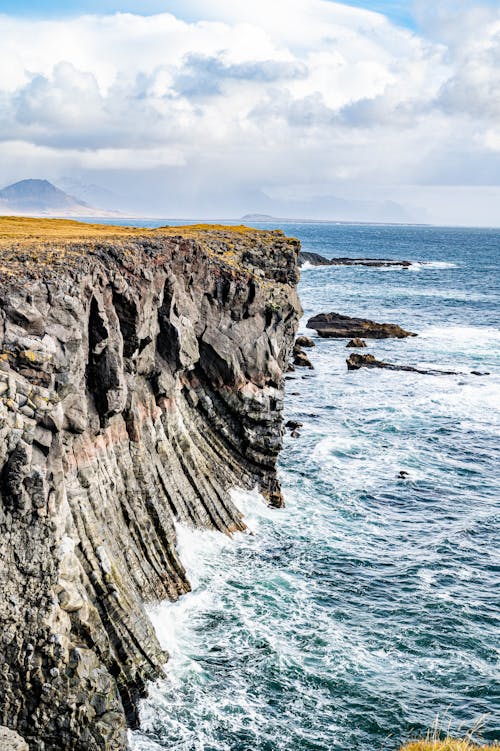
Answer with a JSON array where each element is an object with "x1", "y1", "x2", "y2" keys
[
  {"x1": 145, "y1": 488, "x2": 267, "y2": 658},
  {"x1": 421, "y1": 325, "x2": 500, "y2": 346},
  {"x1": 409, "y1": 261, "x2": 458, "y2": 271}
]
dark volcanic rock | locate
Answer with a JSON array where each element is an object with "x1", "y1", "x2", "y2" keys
[
  {"x1": 295, "y1": 335, "x2": 315, "y2": 348},
  {"x1": 307, "y1": 312, "x2": 417, "y2": 339},
  {"x1": 293, "y1": 347, "x2": 314, "y2": 369},
  {"x1": 285, "y1": 420, "x2": 303, "y2": 430},
  {"x1": 299, "y1": 251, "x2": 411, "y2": 268},
  {"x1": 0, "y1": 221, "x2": 302, "y2": 750},
  {"x1": 346, "y1": 353, "x2": 458, "y2": 375},
  {"x1": 346, "y1": 338, "x2": 367, "y2": 348}
]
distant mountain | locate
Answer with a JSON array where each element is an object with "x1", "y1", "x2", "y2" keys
[
  {"x1": 240, "y1": 214, "x2": 278, "y2": 222},
  {"x1": 241, "y1": 196, "x2": 416, "y2": 225},
  {"x1": 57, "y1": 177, "x2": 124, "y2": 212},
  {"x1": 0, "y1": 179, "x2": 121, "y2": 218}
]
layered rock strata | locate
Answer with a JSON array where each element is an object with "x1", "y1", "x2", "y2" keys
[{"x1": 0, "y1": 219, "x2": 301, "y2": 750}]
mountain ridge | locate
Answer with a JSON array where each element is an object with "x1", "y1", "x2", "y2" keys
[{"x1": 0, "y1": 179, "x2": 121, "y2": 218}]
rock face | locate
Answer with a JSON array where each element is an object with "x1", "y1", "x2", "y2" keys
[
  {"x1": 307, "y1": 312, "x2": 417, "y2": 339},
  {"x1": 0, "y1": 219, "x2": 302, "y2": 750},
  {"x1": 298, "y1": 251, "x2": 412, "y2": 268}
]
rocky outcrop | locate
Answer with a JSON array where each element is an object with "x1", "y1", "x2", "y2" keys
[
  {"x1": 299, "y1": 251, "x2": 411, "y2": 268},
  {"x1": 346, "y1": 338, "x2": 367, "y2": 348},
  {"x1": 0, "y1": 220, "x2": 301, "y2": 750},
  {"x1": 346, "y1": 353, "x2": 457, "y2": 374},
  {"x1": 295, "y1": 335, "x2": 315, "y2": 348},
  {"x1": 307, "y1": 312, "x2": 416, "y2": 339},
  {"x1": 292, "y1": 346, "x2": 314, "y2": 369}
]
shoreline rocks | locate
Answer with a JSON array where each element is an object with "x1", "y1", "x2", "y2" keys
[
  {"x1": 307, "y1": 312, "x2": 417, "y2": 339},
  {"x1": 299, "y1": 251, "x2": 412, "y2": 268},
  {"x1": 347, "y1": 353, "x2": 458, "y2": 375},
  {"x1": 299, "y1": 250, "x2": 412, "y2": 269},
  {"x1": 295, "y1": 335, "x2": 315, "y2": 348},
  {"x1": 293, "y1": 347, "x2": 314, "y2": 369},
  {"x1": 346, "y1": 338, "x2": 367, "y2": 348}
]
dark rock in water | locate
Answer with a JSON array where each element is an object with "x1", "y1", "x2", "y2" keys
[
  {"x1": 471, "y1": 371, "x2": 490, "y2": 376},
  {"x1": 295, "y1": 335, "x2": 315, "y2": 348},
  {"x1": 299, "y1": 251, "x2": 412, "y2": 268},
  {"x1": 0, "y1": 218, "x2": 302, "y2": 750},
  {"x1": 308, "y1": 312, "x2": 417, "y2": 339},
  {"x1": 285, "y1": 420, "x2": 303, "y2": 430},
  {"x1": 398, "y1": 471, "x2": 410, "y2": 479},
  {"x1": 346, "y1": 338, "x2": 367, "y2": 348},
  {"x1": 290, "y1": 430, "x2": 301, "y2": 438},
  {"x1": 293, "y1": 348, "x2": 314, "y2": 369},
  {"x1": 346, "y1": 353, "x2": 458, "y2": 375},
  {"x1": 287, "y1": 363, "x2": 296, "y2": 372}
]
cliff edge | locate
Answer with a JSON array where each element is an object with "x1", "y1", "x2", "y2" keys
[{"x1": 0, "y1": 218, "x2": 302, "y2": 750}]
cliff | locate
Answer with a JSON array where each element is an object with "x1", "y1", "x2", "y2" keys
[{"x1": 0, "y1": 218, "x2": 302, "y2": 750}]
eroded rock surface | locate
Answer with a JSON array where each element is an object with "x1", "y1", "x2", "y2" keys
[
  {"x1": 0, "y1": 220, "x2": 302, "y2": 750},
  {"x1": 307, "y1": 312, "x2": 416, "y2": 339}
]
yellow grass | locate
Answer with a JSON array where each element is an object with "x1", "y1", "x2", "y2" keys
[
  {"x1": 0, "y1": 216, "x2": 291, "y2": 281},
  {"x1": 401, "y1": 740, "x2": 500, "y2": 750},
  {"x1": 0, "y1": 215, "x2": 257, "y2": 244}
]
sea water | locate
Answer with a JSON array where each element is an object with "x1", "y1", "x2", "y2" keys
[{"x1": 122, "y1": 222, "x2": 499, "y2": 751}]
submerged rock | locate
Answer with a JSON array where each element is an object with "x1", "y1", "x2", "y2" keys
[
  {"x1": 346, "y1": 338, "x2": 367, "y2": 348},
  {"x1": 0, "y1": 218, "x2": 302, "y2": 750},
  {"x1": 285, "y1": 420, "x2": 303, "y2": 431},
  {"x1": 307, "y1": 312, "x2": 417, "y2": 339}
]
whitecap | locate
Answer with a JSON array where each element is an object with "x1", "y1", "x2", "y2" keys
[
  {"x1": 409, "y1": 261, "x2": 458, "y2": 271},
  {"x1": 421, "y1": 325, "x2": 500, "y2": 349}
]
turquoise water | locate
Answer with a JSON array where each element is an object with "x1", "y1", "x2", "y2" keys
[{"x1": 126, "y1": 223, "x2": 500, "y2": 751}]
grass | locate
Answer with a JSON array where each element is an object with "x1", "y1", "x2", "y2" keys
[
  {"x1": 401, "y1": 718, "x2": 499, "y2": 751},
  {"x1": 401, "y1": 742, "x2": 500, "y2": 750},
  {"x1": 0, "y1": 215, "x2": 258, "y2": 243},
  {"x1": 0, "y1": 216, "x2": 293, "y2": 283}
]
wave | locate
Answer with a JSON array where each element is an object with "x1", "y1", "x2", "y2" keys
[
  {"x1": 421, "y1": 325, "x2": 500, "y2": 349},
  {"x1": 409, "y1": 261, "x2": 458, "y2": 271}
]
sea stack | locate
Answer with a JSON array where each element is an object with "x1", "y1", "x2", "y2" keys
[{"x1": 0, "y1": 218, "x2": 302, "y2": 750}]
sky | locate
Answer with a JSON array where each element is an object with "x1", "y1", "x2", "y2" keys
[{"x1": 0, "y1": 0, "x2": 499, "y2": 224}]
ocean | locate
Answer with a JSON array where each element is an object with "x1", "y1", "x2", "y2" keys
[{"x1": 120, "y1": 222, "x2": 499, "y2": 751}]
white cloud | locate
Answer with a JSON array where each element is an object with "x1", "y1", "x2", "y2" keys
[{"x1": 0, "y1": 0, "x2": 499, "y2": 224}]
